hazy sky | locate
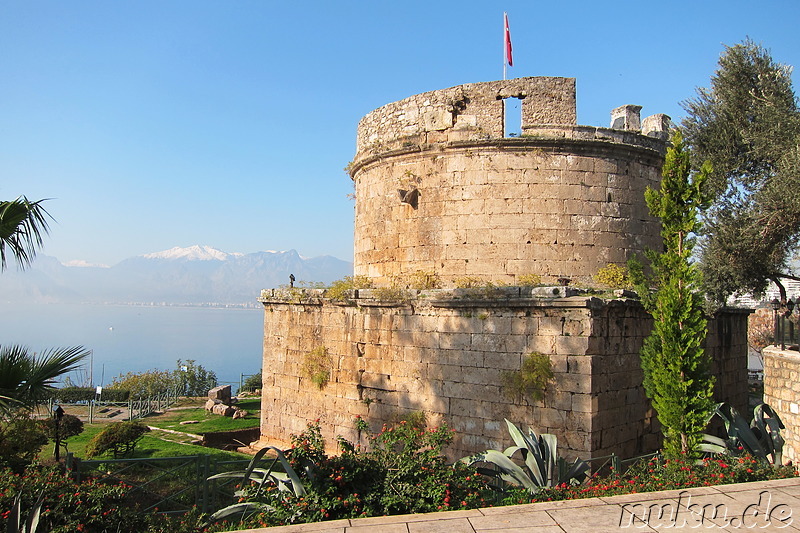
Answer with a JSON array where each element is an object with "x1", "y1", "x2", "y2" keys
[{"x1": 2, "y1": 1, "x2": 798, "y2": 266}]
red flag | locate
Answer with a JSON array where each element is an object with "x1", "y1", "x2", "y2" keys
[{"x1": 504, "y1": 13, "x2": 513, "y2": 67}]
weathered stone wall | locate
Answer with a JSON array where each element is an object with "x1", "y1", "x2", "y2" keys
[
  {"x1": 257, "y1": 289, "x2": 748, "y2": 461},
  {"x1": 349, "y1": 78, "x2": 669, "y2": 287},
  {"x1": 763, "y1": 347, "x2": 800, "y2": 463},
  {"x1": 355, "y1": 77, "x2": 577, "y2": 152}
]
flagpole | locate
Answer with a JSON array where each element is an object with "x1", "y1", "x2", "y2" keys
[{"x1": 503, "y1": 12, "x2": 507, "y2": 80}]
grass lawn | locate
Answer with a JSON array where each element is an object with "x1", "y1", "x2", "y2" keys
[
  {"x1": 147, "y1": 398, "x2": 261, "y2": 434},
  {"x1": 43, "y1": 397, "x2": 262, "y2": 461}
]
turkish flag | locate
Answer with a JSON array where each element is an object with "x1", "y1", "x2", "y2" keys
[{"x1": 504, "y1": 13, "x2": 513, "y2": 67}]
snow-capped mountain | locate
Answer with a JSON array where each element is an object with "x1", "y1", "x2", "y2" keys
[
  {"x1": 0, "y1": 246, "x2": 353, "y2": 305},
  {"x1": 142, "y1": 245, "x2": 244, "y2": 261}
]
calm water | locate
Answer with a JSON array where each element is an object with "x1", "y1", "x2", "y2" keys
[{"x1": 0, "y1": 303, "x2": 264, "y2": 388}]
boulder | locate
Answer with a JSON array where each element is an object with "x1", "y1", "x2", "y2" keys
[
  {"x1": 232, "y1": 409, "x2": 248, "y2": 419},
  {"x1": 204, "y1": 399, "x2": 220, "y2": 411},
  {"x1": 208, "y1": 385, "x2": 232, "y2": 404},
  {"x1": 211, "y1": 403, "x2": 235, "y2": 417}
]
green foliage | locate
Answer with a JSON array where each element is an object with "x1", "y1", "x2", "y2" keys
[
  {"x1": 7, "y1": 492, "x2": 44, "y2": 533},
  {"x1": 241, "y1": 372, "x2": 262, "y2": 393},
  {"x1": 0, "y1": 345, "x2": 89, "y2": 414},
  {"x1": 45, "y1": 387, "x2": 130, "y2": 403},
  {"x1": 631, "y1": 131, "x2": 715, "y2": 460},
  {"x1": 517, "y1": 273, "x2": 542, "y2": 287},
  {"x1": 698, "y1": 403, "x2": 785, "y2": 465},
  {"x1": 682, "y1": 39, "x2": 800, "y2": 305},
  {"x1": 109, "y1": 369, "x2": 174, "y2": 398},
  {"x1": 301, "y1": 347, "x2": 332, "y2": 389},
  {"x1": 175, "y1": 359, "x2": 218, "y2": 397},
  {"x1": 86, "y1": 421, "x2": 150, "y2": 458},
  {"x1": 593, "y1": 263, "x2": 632, "y2": 290},
  {"x1": 0, "y1": 415, "x2": 48, "y2": 472},
  {"x1": 389, "y1": 410, "x2": 427, "y2": 431},
  {"x1": 40, "y1": 414, "x2": 84, "y2": 455},
  {"x1": 462, "y1": 419, "x2": 589, "y2": 493},
  {"x1": 220, "y1": 421, "x2": 492, "y2": 528},
  {"x1": 326, "y1": 275, "x2": 372, "y2": 301},
  {"x1": 109, "y1": 360, "x2": 216, "y2": 398},
  {"x1": 406, "y1": 270, "x2": 440, "y2": 289},
  {"x1": 500, "y1": 352, "x2": 554, "y2": 403},
  {"x1": 0, "y1": 197, "x2": 52, "y2": 271},
  {"x1": 454, "y1": 276, "x2": 484, "y2": 288}
]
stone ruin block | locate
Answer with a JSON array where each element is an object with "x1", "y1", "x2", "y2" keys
[
  {"x1": 208, "y1": 385, "x2": 232, "y2": 405},
  {"x1": 610, "y1": 104, "x2": 642, "y2": 131},
  {"x1": 642, "y1": 113, "x2": 672, "y2": 140}
]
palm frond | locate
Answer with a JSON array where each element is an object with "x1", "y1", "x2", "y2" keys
[{"x1": 0, "y1": 197, "x2": 52, "y2": 271}]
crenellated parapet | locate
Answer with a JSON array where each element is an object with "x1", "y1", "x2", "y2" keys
[{"x1": 348, "y1": 77, "x2": 671, "y2": 287}]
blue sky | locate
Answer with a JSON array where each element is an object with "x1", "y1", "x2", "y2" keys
[{"x1": 1, "y1": 1, "x2": 798, "y2": 266}]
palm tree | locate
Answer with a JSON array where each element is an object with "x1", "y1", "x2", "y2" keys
[
  {"x1": 0, "y1": 345, "x2": 89, "y2": 415},
  {"x1": 0, "y1": 196, "x2": 52, "y2": 271}
]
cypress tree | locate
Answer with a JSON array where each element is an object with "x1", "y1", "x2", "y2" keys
[{"x1": 631, "y1": 130, "x2": 715, "y2": 459}]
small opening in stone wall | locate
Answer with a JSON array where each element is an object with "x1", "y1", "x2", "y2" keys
[{"x1": 503, "y1": 97, "x2": 522, "y2": 138}]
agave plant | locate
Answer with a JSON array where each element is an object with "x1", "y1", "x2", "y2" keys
[
  {"x1": 461, "y1": 419, "x2": 590, "y2": 493},
  {"x1": 206, "y1": 445, "x2": 306, "y2": 523},
  {"x1": 697, "y1": 402, "x2": 785, "y2": 465},
  {"x1": 7, "y1": 493, "x2": 44, "y2": 533}
]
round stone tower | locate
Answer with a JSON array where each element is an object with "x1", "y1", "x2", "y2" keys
[{"x1": 348, "y1": 77, "x2": 669, "y2": 286}]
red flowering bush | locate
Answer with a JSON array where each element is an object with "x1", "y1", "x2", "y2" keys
[
  {"x1": 496, "y1": 453, "x2": 798, "y2": 506},
  {"x1": 0, "y1": 464, "x2": 151, "y2": 533},
  {"x1": 229, "y1": 420, "x2": 494, "y2": 528}
]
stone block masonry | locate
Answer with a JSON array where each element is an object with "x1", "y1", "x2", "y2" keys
[
  {"x1": 258, "y1": 289, "x2": 748, "y2": 461},
  {"x1": 763, "y1": 347, "x2": 800, "y2": 463},
  {"x1": 257, "y1": 77, "x2": 749, "y2": 463},
  {"x1": 349, "y1": 77, "x2": 669, "y2": 287}
]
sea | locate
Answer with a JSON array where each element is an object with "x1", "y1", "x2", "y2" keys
[{"x1": 0, "y1": 302, "x2": 264, "y2": 391}]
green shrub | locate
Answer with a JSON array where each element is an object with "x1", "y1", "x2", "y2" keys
[
  {"x1": 86, "y1": 421, "x2": 150, "y2": 458},
  {"x1": 517, "y1": 273, "x2": 542, "y2": 286},
  {"x1": 406, "y1": 271, "x2": 440, "y2": 289},
  {"x1": 109, "y1": 359, "x2": 217, "y2": 398},
  {"x1": 45, "y1": 387, "x2": 131, "y2": 402},
  {"x1": 0, "y1": 464, "x2": 152, "y2": 533},
  {"x1": 301, "y1": 347, "x2": 332, "y2": 389},
  {"x1": 500, "y1": 352, "x2": 554, "y2": 403},
  {"x1": 109, "y1": 369, "x2": 174, "y2": 398},
  {"x1": 0, "y1": 415, "x2": 48, "y2": 472},
  {"x1": 225, "y1": 421, "x2": 493, "y2": 528},
  {"x1": 326, "y1": 275, "x2": 372, "y2": 301},
  {"x1": 40, "y1": 414, "x2": 84, "y2": 455},
  {"x1": 454, "y1": 276, "x2": 484, "y2": 288},
  {"x1": 593, "y1": 263, "x2": 632, "y2": 290}
]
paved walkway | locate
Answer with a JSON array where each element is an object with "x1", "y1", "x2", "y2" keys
[{"x1": 232, "y1": 477, "x2": 800, "y2": 532}]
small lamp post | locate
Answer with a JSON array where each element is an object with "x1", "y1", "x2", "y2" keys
[
  {"x1": 52, "y1": 404, "x2": 65, "y2": 462},
  {"x1": 771, "y1": 298, "x2": 781, "y2": 350},
  {"x1": 788, "y1": 298, "x2": 797, "y2": 349}
]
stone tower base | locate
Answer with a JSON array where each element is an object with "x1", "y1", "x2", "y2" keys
[{"x1": 258, "y1": 288, "x2": 749, "y2": 460}]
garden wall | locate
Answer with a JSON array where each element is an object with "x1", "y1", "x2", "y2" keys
[{"x1": 763, "y1": 347, "x2": 800, "y2": 463}]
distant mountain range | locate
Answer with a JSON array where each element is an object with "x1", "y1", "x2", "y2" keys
[{"x1": 0, "y1": 245, "x2": 353, "y2": 306}]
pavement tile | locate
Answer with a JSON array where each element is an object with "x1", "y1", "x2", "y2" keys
[
  {"x1": 347, "y1": 523, "x2": 408, "y2": 533},
  {"x1": 475, "y1": 526, "x2": 564, "y2": 533},
  {"x1": 468, "y1": 509, "x2": 557, "y2": 530},
  {"x1": 407, "y1": 517, "x2": 476, "y2": 533},
  {"x1": 351, "y1": 509, "x2": 482, "y2": 526},
  {"x1": 548, "y1": 503, "x2": 653, "y2": 533},
  {"x1": 718, "y1": 477, "x2": 800, "y2": 491},
  {"x1": 228, "y1": 479, "x2": 800, "y2": 533},
  {"x1": 477, "y1": 497, "x2": 605, "y2": 517},
  {"x1": 234, "y1": 520, "x2": 349, "y2": 533}
]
